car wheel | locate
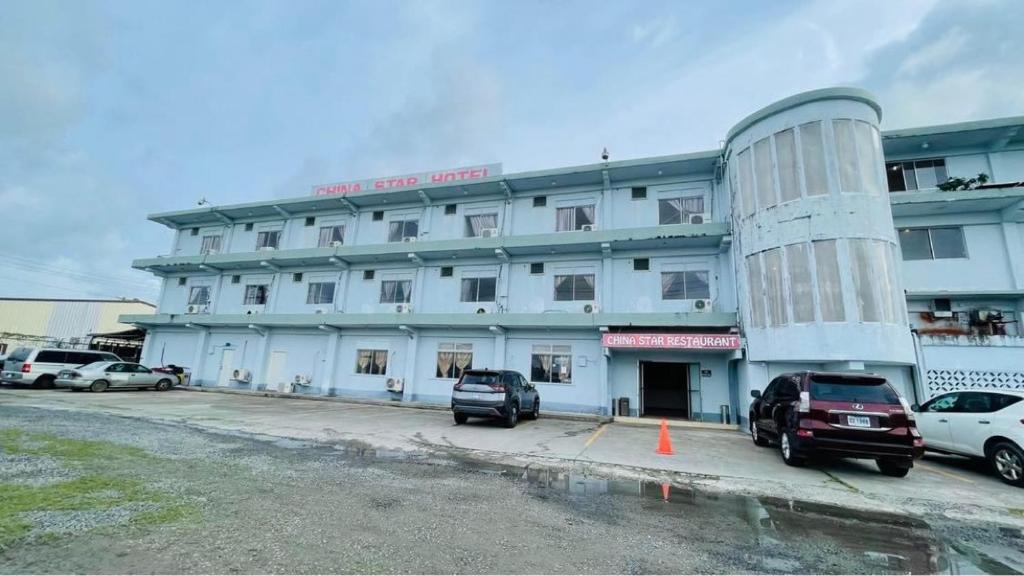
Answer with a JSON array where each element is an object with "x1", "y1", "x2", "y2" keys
[
  {"x1": 504, "y1": 404, "x2": 519, "y2": 428},
  {"x1": 780, "y1": 430, "x2": 804, "y2": 467},
  {"x1": 876, "y1": 459, "x2": 911, "y2": 478},
  {"x1": 453, "y1": 412, "x2": 468, "y2": 425},
  {"x1": 990, "y1": 442, "x2": 1024, "y2": 487},
  {"x1": 34, "y1": 375, "x2": 56, "y2": 389},
  {"x1": 89, "y1": 380, "x2": 109, "y2": 393},
  {"x1": 751, "y1": 419, "x2": 769, "y2": 447},
  {"x1": 525, "y1": 400, "x2": 540, "y2": 420},
  {"x1": 155, "y1": 379, "x2": 172, "y2": 392}
]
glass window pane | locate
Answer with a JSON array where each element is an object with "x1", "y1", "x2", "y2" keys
[
  {"x1": 753, "y1": 137, "x2": 776, "y2": 210},
  {"x1": 575, "y1": 274, "x2": 595, "y2": 300},
  {"x1": 554, "y1": 275, "x2": 574, "y2": 301},
  {"x1": 763, "y1": 248, "x2": 788, "y2": 326},
  {"x1": 576, "y1": 205, "x2": 595, "y2": 227},
  {"x1": 854, "y1": 121, "x2": 881, "y2": 194},
  {"x1": 800, "y1": 122, "x2": 828, "y2": 197},
  {"x1": 404, "y1": 220, "x2": 418, "y2": 238},
  {"x1": 661, "y1": 272, "x2": 686, "y2": 300},
  {"x1": 738, "y1": 148, "x2": 756, "y2": 216},
  {"x1": 746, "y1": 254, "x2": 766, "y2": 327},
  {"x1": 872, "y1": 241, "x2": 897, "y2": 324},
  {"x1": 902, "y1": 162, "x2": 918, "y2": 191},
  {"x1": 775, "y1": 129, "x2": 800, "y2": 202},
  {"x1": 477, "y1": 277, "x2": 497, "y2": 302},
  {"x1": 833, "y1": 119, "x2": 860, "y2": 193},
  {"x1": 556, "y1": 207, "x2": 574, "y2": 232},
  {"x1": 785, "y1": 244, "x2": 814, "y2": 323},
  {"x1": 850, "y1": 239, "x2": 881, "y2": 322},
  {"x1": 886, "y1": 162, "x2": 907, "y2": 192},
  {"x1": 898, "y1": 229, "x2": 932, "y2": 260},
  {"x1": 658, "y1": 199, "x2": 682, "y2": 225},
  {"x1": 683, "y1": 271, "x2": 710, "y2": 299},
  {"x1": 813, "y1": 240, "x2": 845, "y2": 322},
  {"x1": 460, "y1": 278, "x2": 476, "y2": 302},
  {"x1": 388, "y1": 222, "x2": 403, "y2": 242},
  {"x1": 930, "y1": 227, "x2": 966, "y2": 259}
]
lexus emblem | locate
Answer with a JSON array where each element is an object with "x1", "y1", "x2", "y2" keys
[{"x1": 852, "y1": 403, "x2": 864, "y2": 410}]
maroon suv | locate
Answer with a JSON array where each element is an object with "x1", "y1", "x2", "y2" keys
[{"x1": 749, "y1": 371, "x2": 924, "y2": 477}]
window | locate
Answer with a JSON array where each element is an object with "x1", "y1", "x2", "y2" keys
[
  {"x1": 754, "y1": 137, "x2": 776, "y2": 210},
  {"x1": 530, "y1": 263, "x2": 544, "y2": 275},
  {"x1": 372, "y1": 210, "x2": 384, "y2": 221},
  {"x1": 833, "y1": 119, "x2": 882, "y2": 194},
  {"x1": 850, "y1": 239, "x2": 881, "y2": 322},
  {"x1": 813, "y1": 240, "x2": 844, "y2": 322},
  {"x1": 631, "y1": 186, "x2": 647, "y2": 200},
  {"x1": 318, "y1": 225, "x2": 345, "y2": 247},
  {"x1": 774, "y1": 129, "x2": 800, "y2": 202},
  {"x1": 899, "y1": 227, "x2": 966, "y2": 260},
  {"x1": 200, "y1": 235, "x2": 222, "y2": 255},
  {"x1": 531, "y1": 344, "x2": 572, "y2": 384},
  {"x1": 800, "y1": 121, "x2": 828, "y2": 197},
  {"x1": 810, "y1": 377, "x2": 898, "y2": 403},
  {"x1": 256, "y1": 230, "x2": 281, "y2": 250},
  {"x1": 633, "y1": 258, "x2": 650, "y2": 271},
  {"x1": 658, "y1": 197, "x2": 704, "y2": 225},
  {"x1": 461, "y1": 277, "x2": 497, "y2": 302},
  {"x1": 244, "y1": 222, "x2": 254, "y2": 232},
  {"x1": 763, "y1": 248, "x2": 787, "y2": 326},
  {"x1": 440, "y1": 266, "x2": 454, "y2": 278},
  {"x1": 304, "y1": 216, "x2": 316, "y2": 227},
  {"x1": 306, "y1": 282, "x2": 335, "y2": 305},
  {"x1": 190, "y1": 227, "x2": 199, "y2": 236},
  {"x1": 231, "y1": 275, "x2": 241, "y2": 284},
  {"x1": 444, "y1": 204, "x2": 457, "y2": 215},
  {"x1": 660, "y1": 271, "x2": 710, "y2": 300},
  {"x1": 243, "y1": 284, "x2": 269, "y2": 305},
  {"x1": 188, "y1": 286, "x2": 210, "y2": 306},
  {"x1": 737, "y1": 148, "x2": 755, "y2": 217},
  {"x1": 854, "y1": 121, "x2": 883, "y2": 194},
  {"x1": 746, "y1": 254, "x2": 766, "y2": 328},
  {"x1": 886, "y1": 159, "x2": 948, "y2": 192},
  {"x1": 363, "y1": 270, "x2": 375, "y2": 280},
  {"x1": 379, "y1": 280, "x2": 412, "y2": 303},
  {"x1": 556, "y1": 205, "x2": 595, "y2": 231},
  {"x1": 292, "y1": 272, "x2": 303, "y2": 282},
  {"x1": 387, "y1": 219, "x2": 419, "y2": 242},
  {"x1": 922, "y1": 393, "x2": 960, "y2": 413},
  {"x1": 36, "y1": 350, "x2": 68, "y2": 363},
  {"x1": 533, "y1": 196, "x2": 546, "y2": 207},
  {"x1": 554, "y1": 274, "x2": 595, "y2": 301},
  {"x1": 465, "y1": 213, "x2": 498, "y2": 237},
  {"x1": 354, "y1": 349, "x2": 388, "y2": 375},
  {"x1": 177, "y1": 277, "x2": 187, "y2": 286},
  {"x1": 785, "y1": 244, "x2": 814, "y2": 323},
  {"x1": 436, "y1": 343, "x2": 473, "y2": 379}
]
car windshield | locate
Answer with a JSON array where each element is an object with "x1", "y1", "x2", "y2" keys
[
  {"x1": 8, "y1": 348, "x2": 31, "y2": 362},
  {"x1": 810, "y1": 377, "x2": 899, "y2": 404},
  {"x1": 461, "y1": 373, "x2": 498, "y2": 385}
]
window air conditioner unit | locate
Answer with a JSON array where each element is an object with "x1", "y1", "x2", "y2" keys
[
  {"x1": 244, "y1": 306, "x2": 264, "y2": 315},
  {"x1": 386, "y1": 378, "x2": 405, "y2": 393},
  {"x1": 293, "y1": 374, "x2": 312, "y2": 386},
  {"x1": 186, "y1": 305, "x2": 200, "y2": 314},
  {"x1": 583, "y1": 304, "x2": 597, "y2": 313},
  {"x1": 931, "y1": 298, "x2": 953, "y2": 318},
  {"x1": 258, "y1": 246, "x2": 277, "y2": 252},
  {"x1": 480, "y1": 228, "x2": 498, "y2": 238},
  {"x1": 395, "y1": 304, "x2": 413, "y2": 313},
  {"x1": 688, "y1": 213, "x2": 710, "y2": 225},
  {"x1": 330, "y1": 240, "x2": 342, "y2": 248},
  {"x1": 693, "y1": 298, "x2": 712, "y2": 312},
  {"x1": 580, "y1": 224, "x2": 596, "y2": 232},
  {"x1": 402, "y1": 236, "x2": 417, "y2": 243},
  {"x1": 232, "y1": 369, "x2": 252, "y2": 383}
]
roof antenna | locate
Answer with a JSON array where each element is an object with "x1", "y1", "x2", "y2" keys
[
  {"x1": 601, "y1": 147, "x2": 609, "y2": 162},
  {"x1": 197, "y1": 197, "x2": 211, "y2": 206}
]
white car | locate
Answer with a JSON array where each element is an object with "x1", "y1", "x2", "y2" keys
[
  {"x1": 913, "y1": 390, "x2": 1024, "y2": 486},
  {"x1": 55, "y1": 361, "x2": 176, "y2": 392}
]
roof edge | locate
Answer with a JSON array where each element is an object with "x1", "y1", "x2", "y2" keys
[{"x1": 725, "y1": 86, "x2": 881, "y2": 146}]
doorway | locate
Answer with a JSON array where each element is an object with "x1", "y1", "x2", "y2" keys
[
  {"x1": 267, "y1": 350, "x2": 287, "y2": 392},
  {"x1": 216, "y1": 349, "x2": 235, "y2": 388},
  {"x1": 640, "y1": 361, "x2": 690, "y2": 419}
]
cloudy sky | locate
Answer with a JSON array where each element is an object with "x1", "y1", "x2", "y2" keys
[{"x1": 1, "y1": 0, "x2": 1022, "y2": 303}]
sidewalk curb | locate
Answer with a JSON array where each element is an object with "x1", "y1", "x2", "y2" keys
[{"x1": 178, "y1": 386, "x2": 613, "y2": 424}]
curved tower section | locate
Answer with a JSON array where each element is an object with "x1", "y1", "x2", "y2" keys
[{"x1": 726, "y1": 87, "x2": 913, "y2": 365}]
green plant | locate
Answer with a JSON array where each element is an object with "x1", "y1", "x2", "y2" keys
[{"x1": 938, "y1": 172, "x2": 990, "y2": 191}]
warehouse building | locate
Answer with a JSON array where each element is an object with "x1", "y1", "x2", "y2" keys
[{"x1": 122, "y1": 87, "x2": 1024, "y2": 422}]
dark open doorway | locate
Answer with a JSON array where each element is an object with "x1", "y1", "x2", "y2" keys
[{"x1": 640, "y1": 361, "x2": 690, "y2": 419}]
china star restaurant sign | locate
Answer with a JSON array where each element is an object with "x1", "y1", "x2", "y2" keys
[
  {"x1": 312, "y1": 163, "x2": 503, "y2": 196},
  {"x1": 601, "y1": 333, "x2": 741, "y2": 350}
]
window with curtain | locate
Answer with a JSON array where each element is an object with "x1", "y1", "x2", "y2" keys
[
  {"x1": 854, "y1": 121, "x2": 883, "y2": 194},
  {"x1": 813, "y1": 240, "x2": 845, "y2": 322},
  {"x1": 188, "y1": 286, "x2": 210, "y2": 305},
  {"x1": 355, "y1": 348, "x2": 388, "y2": 375},
  {"x1": 436, "y1": 343, "x2": 473, "y2": 379},
  {"x1": 746, "y1": 254, "x2": 766, "y2": 328},
  {"x1": 660, "y1": 271, "x2": 711, "y2": 300},
  {"x1": 849, "y1": 239, "x2": 881, "y2": 322},
  {"x1": 833, "y1": 119, "x2": 881, "y2": 194},
  {"x1": 306, "y1": 282, "x2": 335, "y2": 305},
  {"x1": 555, "y1": 205, "x2": 596, "y2": 231},
  {"x1": 658, "y1": 197, "x2": 705, "y2": 225},
  {"x1": 754, "y1": 137, "x2": 776, "y2": 210},
  {"x1": 387, "y1": 220, "x2": 419, "y2": 242},
  {"x1": 774, "y1": 129, "x2": 801, "y2": 202},
  {"x1": 872, "y1": 240, "x2": 899, "y2": 324},
  {"x1": 200, "y1": 235, "x2": 222, "y2": 254},
  {"x1": 531, "y1": 344, "x2": 572, "y2": 384},
  {"x1": 318, "y1": 225, "x2": 345, "y2": 247},
  {"x1": 460, "y1": 277, "x2": 497, "y2": 302},
  {"x1": 243, "y1": 284, "x2": 268, "y2": 305},
  {"x1": 785, "y1": 243, "x2": 814, "y2": 323},
  {"x1": 255, "y1": 230, "x2": 281, "y2": 250},
  {"x1": 464, "y1": 213, "x2": 498, "y2": 237},
  {"x1": 738, "y1": 148, "x2": 755, "y2": 217},
  {"x1": 553, "y1": 274, "x2": 595, "y2": 301},
  {"x1": 800, "y1": 121, "x2": 829, "y2": 197},
  {"x1": 379, "y1": 280, "x2": 412, "y2": 303},
  {"x1": 763, "y1": 248, "x2": 788, "y2": 326}
]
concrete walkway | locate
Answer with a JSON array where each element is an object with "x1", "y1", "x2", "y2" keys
[{"x1": 1, "y1": 386, "x2": 1022, "y2": 525}]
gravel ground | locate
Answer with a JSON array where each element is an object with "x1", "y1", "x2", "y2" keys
[{"x1": 0, "y1": 405, "x2": 1021, "y2": 575}]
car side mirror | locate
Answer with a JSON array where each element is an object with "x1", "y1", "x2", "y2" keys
[
  {"x1": 911, "y1": 404, "x2": 920, "y2": 412},
  {"x1": 750, "y1": 390, "x2": 761, "y2": 399}
]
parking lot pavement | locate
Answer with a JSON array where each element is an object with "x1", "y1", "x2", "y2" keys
[{"x1": 1, "y1": 387, "x2": 1022, "y2": 522}]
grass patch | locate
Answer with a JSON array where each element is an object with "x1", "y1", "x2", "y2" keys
[{"x1": 0, "y1": 428, "x2": 199, "y2": 548}]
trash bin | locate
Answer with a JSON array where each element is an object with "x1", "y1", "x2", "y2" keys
[{"x1": 617, "y1": 397, "x2": 630, "y2": 418}]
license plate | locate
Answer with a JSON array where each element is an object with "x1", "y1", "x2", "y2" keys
[{"x1": 847, "y1": 415, "x2": 871, "y2": 428}]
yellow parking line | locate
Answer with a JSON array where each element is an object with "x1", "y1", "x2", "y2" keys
[
  {"x1": 583, "y1": 424, "x2": 609, "y2": 449},
  {"x1": 917, "y1": 463, "x2": 975, "y2": 484}
]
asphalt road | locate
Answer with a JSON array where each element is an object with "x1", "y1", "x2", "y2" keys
[{"x1": 1, "y1": 405, "x2": 1021, "y2": 574}]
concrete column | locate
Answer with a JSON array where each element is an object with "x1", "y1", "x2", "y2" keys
[
  {"x1": 250, "y1": 330, "x2": 271, "y2": 391},
  {"x1": 223, "y1": 223, "x2": 236, "y2": 254},
  {"x1": 267, "y1": 273, "x2": 283, "y2": 312},
  {"x1": 190, "y1": 328, "x2": 210, "y2": 386},
  {"x1": 600, "y1": 253, "x2": 612, "y2": 313},
  {"x1": 498, "y1": 261, "x2": 512, "y2": 313},
  {"x1": 412, "y1": 265, "x2": 427, "y2": 312},
  {"x1": 600, "y1": 347, "x2": 611, "y2": 416},
  {"x1": 319, "y1": 328, "x2": 341, "y2": 395},
  {"x1": 1000, "y1": 222, "x2": 1024, "y2": 289},
  {"x1": 140, "y1": 330, "x2": 156, "y2": 366},
  {"x1": 502, "y1": 197, "x2": 514, "y2": 236},
  {"x1": 209, "y1": 273, "x2": 226, "y2": 314},
  {"x1": 491, "y1": 328, "x2": 507, "y2": 370},
  {"x1": 402, "y1": 330, "x2": 420, "y2": 402}
]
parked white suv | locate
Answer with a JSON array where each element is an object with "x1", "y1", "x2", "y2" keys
[
  {"x1": 0, "y1": 347, "x2": 122, "y2": 388},
  {"x1": 914, "y1": 390, "x2": 1024, "y2": 486}
]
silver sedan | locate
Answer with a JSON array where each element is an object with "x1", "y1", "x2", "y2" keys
[{"x1": 56, "y1": 361, "x2": 176, "y2": 392}]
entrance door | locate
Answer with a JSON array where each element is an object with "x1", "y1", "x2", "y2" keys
[
  {"x1": 640, "y1": 361, "x2": 690, "y2": 419},
  {"x1": 217, "y1": 349, "x2": 235, "y2": 387},
  {"x1": 267, "y1": 350, "x2": 287, "y2": 392}
]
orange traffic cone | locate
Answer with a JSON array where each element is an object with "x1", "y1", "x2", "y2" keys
[{"x1": 656, "y1": 418, "x2": 674, "y2": 455}]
